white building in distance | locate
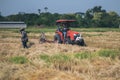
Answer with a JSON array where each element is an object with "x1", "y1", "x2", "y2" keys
[{"x1": 0, "y1": 22, "x2": 27, "y2": 28}]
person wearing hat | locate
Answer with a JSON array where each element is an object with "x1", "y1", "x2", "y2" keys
[{"x1": 20, "y1": 28, "x2": 28, "y2": 48}]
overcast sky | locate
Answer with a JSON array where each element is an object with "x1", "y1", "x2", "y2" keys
[{"x1": 0, "y1": 0, "x2": 120, "y2": 16}]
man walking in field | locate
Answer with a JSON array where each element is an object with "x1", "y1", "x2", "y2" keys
[{"x1": 20, "y1": 28, "x2": 28, "y2": 48}]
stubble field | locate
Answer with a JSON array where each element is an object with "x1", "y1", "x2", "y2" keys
[{"x1": 0, "y1": 28, "x2": 120, "y2": 80}]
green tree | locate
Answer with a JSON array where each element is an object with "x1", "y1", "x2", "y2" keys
[
  {"x1": 84, "y1": 6, "x2": 107, "y2": 27},
  {"x1": 44, "y1": 7, "x2": 48, "y2": 12},
  {"x1": 107, "y1": 11, "x2": 120, "y2": 27},
  {"x1": 38, "y1": 9, "x2": 41, "y2": 15},
  {"x1": 84, "y1": 10, "x2": 93, "y2": 27},
  {"x1": 1, "y1": 5, "x2": 119, "y2": 28},
  {"x1": 0, "y1": 15, "x2": 6, "y2": 21},
  {"x1": 75, "y1": 14, "x2": 84, "y2": 27},
  {"x1": 37, "y1": 12, "x2": 55, "y2": 26},
  {"x1": 92, "y1": 12, "x2": 106, "y2": 27}
]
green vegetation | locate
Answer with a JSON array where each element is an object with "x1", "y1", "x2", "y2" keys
[
  {"x1": 26, "y1": 28, "x2": 56, "y2": 33},
  {"x1": 74, "y1": 51, "x2": 92, "y2": 59},
  {"x1": 0, "y1": 6, "x2": 120, "y2": 28},
  {"x1": 83, "y1": 33, "x2": 103, "y2": 37},
  {"x1": 9, "y1": 56, "x2": 28, "y2": 64},
  {"x1": 40, "y1": 54, "x2": 50, "y2": 63},
  {"x1": 98, "y1": 49, "x2": 120, "y2": 59},
  {"x1": 0, "y1": 28, "x2": 120, "y2": 34},
  {"x1": 40, "y1": 54, "x2": 70, "y2": 63},
  {"x1": 72, "y1": 28, "x2": 120, "y2": 32},
  {"x1": 40, "y1": 49, "x2": 120, "y2": 64},
  {"x1": 51, "y1": 54, "x2": 70, "y2": 62},
  {"x1": 26, "y1": 28, "x2": 120, "y2": 33}
]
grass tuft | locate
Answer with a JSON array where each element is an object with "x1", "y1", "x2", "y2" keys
[
  {"x1": 74, "y1": 51, "x2": 92, "y2": 59},
  {"x1": 9, "y1": 56, "x2": 28, "y2": 64},
  {"x1": 51, "y1": 54, "x2": 70, "y2": 62},
  {"x1": 98, "y1": 49, "x2": 120, "y2": 59},
  {"x1": 40, "y1": 54, "x2": 71, "y2": 63},
  {"x1": 40, "y1": 54, "x2": 50, "y2": 63}
]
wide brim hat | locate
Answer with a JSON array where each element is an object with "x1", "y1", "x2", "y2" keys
[{"x1": 20, "y1": 28, "x2": 25, "y2": 31}]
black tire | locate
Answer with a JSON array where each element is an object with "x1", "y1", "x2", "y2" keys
[
  {"x1": 77, "y1": 38, "x2": 86, "y2": 46},
  {"x1": 66, "y1": 37, "x2": 72, "y2": 44},
  {"x1": 54, "y1": 34, "x2": 62, "y2": 43}
]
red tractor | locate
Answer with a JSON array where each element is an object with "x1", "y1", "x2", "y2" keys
[{"x1": 54, "y1": 19, "x2": 86, "y2": 46}]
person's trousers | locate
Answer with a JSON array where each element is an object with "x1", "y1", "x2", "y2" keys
[{"x1": 22, "y1": 41, "x2": 28, "y2": 48}]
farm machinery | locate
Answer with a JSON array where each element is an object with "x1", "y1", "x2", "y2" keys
[{"x1": 39, "y1": 19, "x2": 86, "y2": 46}]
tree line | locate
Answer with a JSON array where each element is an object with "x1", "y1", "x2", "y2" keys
[{"x1": 0, "y1": 6, "x2": 120, "y2": 28}]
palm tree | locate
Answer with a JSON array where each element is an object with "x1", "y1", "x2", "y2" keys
[
  {"x1": 44, "y1": 7, "x2": 48, "y2": 12},
  {"x1": 38, "y1": 9, "x2": 41, "y2": 15}
]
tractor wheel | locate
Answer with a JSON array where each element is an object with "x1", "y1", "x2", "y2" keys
[
  {"x1": 66, "y1": 37, "x2": 72, "y2": 44},
  {"x1": 54, "y1": 34, "x2": 62, "y2": 43},
  {"x1": 78, "y1": 38, "x2": 86, "y2": 46}
]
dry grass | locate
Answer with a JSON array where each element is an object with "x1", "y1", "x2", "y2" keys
[
  {"x1": 0, "y1": 30, "x2": 120, "y2": 80},
  {"x1": 83, "y1": 32, "x2": 120, "y2": 49}
]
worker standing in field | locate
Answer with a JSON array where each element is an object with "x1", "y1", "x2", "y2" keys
[{"x1": 20, "y1": 28, "x2": 28, "y2": 48}]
